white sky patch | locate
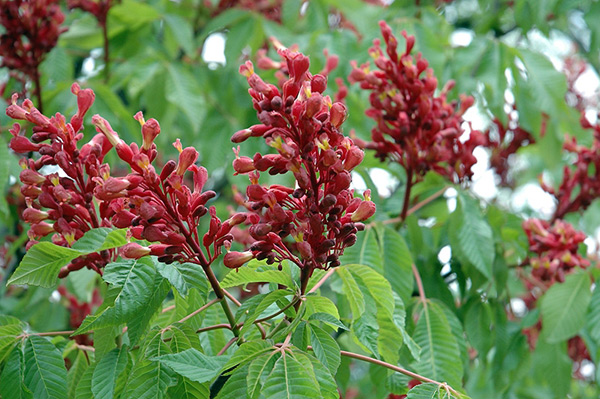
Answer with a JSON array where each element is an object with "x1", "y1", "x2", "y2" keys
[
  {"x1": 368, "y1": 167, "x2": 399, "y2": 198},
  {"x1": 202, "y1": 33, "x2": 226, "y2": 68},
  {"x1": 350, "y1": 171, "x2": 367, "y2": 194},
  {"x1": 445, "y1": 187, "x2": 457, "y2": 212},
  {"x1": 510, "y1": 298, "x2": 527, "y2": 317},
  {"x1": 450, "y1": 29, "x2": 474, "y2": 47},
  {"x1": 512, "y1": 183, "x2": 556, "y2": 218}
]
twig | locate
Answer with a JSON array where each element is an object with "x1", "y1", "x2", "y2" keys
[
  {"x1": 371, "y1": 186, "x2": 449, "y2": 228},
  {"x1": 76, "y1": 344, "x2": 95, "y2": 352},
  {"x1": 162, "y1": 304, "x2": 176, "y2": 313},
  {"x1": 412, "y1": 263, "x2": 427, "y2": 306},
  {"x1": 338, "y1": 350, "x2": 463, "y2": 398},
  {"x1": 196, "y1": 323, "x2": 232, "y2": 334},
  {"x1": 307, "y1": 268, "x2": 336, "y2": 294},
  {"x1": 223, "y1": 289, "x2": 242, "y2": 307},
  {"x1": 254, "y1": 297, "x2": 300, "y2": 324},
  {"x1": 178, "y1": 298, "x2": 221, "y2": 324},
  {"x1": 217, "y1": 337, "x2": 238, "y2": 356},
  {"x1": 31, "y1": 330, "x2": 75, "y2": 337}
]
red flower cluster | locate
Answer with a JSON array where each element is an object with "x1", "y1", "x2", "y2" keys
[
  {"x1": 483, "y1": 112, "x2": 536, "y2": 187},
  {"x1": 229, "y1": 44, "x2": 375, "y2": 282},
  {"x1": 6, "y1": 84, "x2": 242, "y2": 279},
  {"x1": 67, "y1": 0, "x2": 115, "y2": 25},
  {"x1": 0, "y1": 0, "x2": 66, "y2": 105},
  {"x1": 522, "y1": 218, "x2": 589, "y2": 283},
  {"x1": 541, "y1": 114, "x2": 600, "y2": 220},
  {"x1": 349, "y1": 21, "x2": 485, "y2": 184},
  {"x1": 7, "y1": 84, "x2": 118, "y2": 276},
  {"x1": 92, "y1": 113, "x2": 245, "y2": 267}
]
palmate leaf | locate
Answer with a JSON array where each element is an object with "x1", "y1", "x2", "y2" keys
[
  {"x1": 411, "y1": 301, "x2": 463, "y2": 388},
  {"x1": 7, "y1": 228, "x2": 128, "y2": 288},
  {"x1": 91, "y1": 346, "x2": 129, "y2": 399},
  {"x1": 215, "y1": 364, "x2": 249, "y2": 399},
  {"x1": 239, "y1": 289, "x2": 292, "y2": 338},
  {"x1": 127, "y1": 276, "x2": 171, "y2": 346},
  {"x1": 0, "y1": 343, "x2": 33, "y2": 399},
  {"x1": 153, "y1": 348, "x2": 229, "y2": 384},
  {"x1": 74, "y1": 363, "x2": 96, "y2": 399},
  {"x1": 261, "y1": 352, "x2": 322, "y2": 399},
  {"x1": 23, "y1": 336, "x2": 68, "y2": 399},
  {"x1": 122, "y1": 360, "x2": 176, "y2": 399},
  {"x1": 66, "y1": 351, "x2": 89, "y2": 399},
  {"x1": 247, "y1": 351, "x2": 280, "y2": 398},
  {"x1": 297, "y1": 350, "x2": 339, "y2": 399},
  {"x1": 222, "y1": 340, "x2": 274, "y2": 372},
  {"x1": 540, "y1": 271, "x2": 591, "y2": 343}
]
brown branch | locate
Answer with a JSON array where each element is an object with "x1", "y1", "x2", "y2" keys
[
  {"x1": 217, "y1": 337, "x2": 238, "y2": 356},
  {"x1": 412, "y1": 263, "x2": 427, "y2": 305},
  {"x1": 307, "y1": 268, "x2": 336, "y2": 294},
  {"x1": 178, "y1": 298, "x2": 221, "y2": 324},
  {"x1": 196, "y1": 323, "x2": 232, "y2": 334}
]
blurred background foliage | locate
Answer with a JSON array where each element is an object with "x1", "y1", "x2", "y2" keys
[{"x1": 1, "y1": 0, "x2": 600, "y2": 398}]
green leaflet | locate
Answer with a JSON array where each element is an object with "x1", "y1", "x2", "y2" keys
[
  {"x1": 308, "y1": 324, "x2": 341, "y2": 374},
  {"x1": 540, "y1": 271, "x2": 591, "y2": 343},
  {"x1": 0, "y1": 343, "x2": 33, "y2": 399},
  {"x1": 7, "y1": 228, "x2": 127, "y2": 288},
  {"x1": 411, "y1": 301, "x2": 463, "y2": 389},
  {"x1": 449, "y1": 195, "x2": 494, "y2": 280},
  {"x1": 339, "y1": 227, "x2": 383, "y2": 272},
  {"x1": 92, "y1": 346, "x2": 129, "y2": 399},
  {"x1": 122, "y1": 360, "x2": 176, "y2": 399},
  {"x1": 74, "y1": 257, "x2": 161, "y2": 335},
  {"x1": 153, "y1": 348, "x2": 229, "y2": 384},
  {"x1": 221, "y1": 259, "x2": 296, "y2": 289},
  {"x1": 23, "y1": 336, "x2": 68, "y2": 399},
  {"x1": 155, "y1": 261, "x2": 209, "y2": 297},
  {"x1": 261, "y1": 352, "x2": 322, "y2": 399}
]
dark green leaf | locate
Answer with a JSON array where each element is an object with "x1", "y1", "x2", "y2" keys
[
  {"x1": 153, "y1": 349, "x2": 229, "y2": 384},
  {"x1": 23, "y1": 336, "x2": 68, "y2": 399}
]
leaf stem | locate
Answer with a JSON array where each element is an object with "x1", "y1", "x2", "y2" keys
[
  {"x1": 338, "y1": 349, "x2": 463, "y2": 398},
  {"x1": 412, "y1": 263, "x2": 427, "y2": 305},
  {"x1": 196, "y1": 323, "x2": 232, "y2": 334},
  {"x1": 254, "y1": 297, "x2": 300, "y2": 324},
  {"x1": 400, "y1": 168, "x2": 414, "y2": 222},
  {"x1": 307, "y1": 268, "x2": 336, "y2": 294},
  {"x1": 217, "y1": 337, "x2": 238, "y2": 356},
  {"x1": 178, "y1": 298, "x2": 221, "y2": 324}
]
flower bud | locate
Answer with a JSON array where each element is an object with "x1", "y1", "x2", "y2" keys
[
  {"x1": 231, "y1": 129, "x2": 252, "y2": 143},
  {"x1": 224, "y1": 251, "x2": 253, "y2": 269},
  {"x1": 233, "y1": 156, "x2": 255, "y2": 174},
  {"x1": 311, "y1": 74, "x2": 327, "y2": 94},
  {"x1": 343, "y1": 146, "x2": 364, "y2": 170},
  {"x1": 330, "y1": 102, "x2": 348, "y2": 128},
  {"x1": 175, "y1": 147, "x2": 198, "y2": 175},
  {"x1": 23, "y1": 208, "x2": 49, "y2": 223},
  {"x1": 121, "y1": 243, "x2": 151, "y2": 259},
  {"x1": 350, "y1": 201, "x2": 376, "y2": 222},
  {"x1": 92, "y1": 115, "x2": 121, "y2": 147},
  {"x1": 112, "y1": 211, "x2": 136, "y2": 228},
  {"x1": 20, "y1": 169, "x2": 46, "y2": 185},
  {"x1": 9, "y1": 136, "x2": 40, "y2": 153},
  {"x1": 141, "y1": 118, "x2": 161, "y2": 151},
  {"x1": 29, "y1": 222, "x2": 54, "y2": 237},
  {"x1": 142, "y1": 225, "x2": 169, "y2": 242},
  {"x1": 297, "y1": 241, "x2": 313, "y2": 259}
]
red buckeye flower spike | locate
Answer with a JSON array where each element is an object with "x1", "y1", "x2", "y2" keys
[
  {"x1": 349, "y1": 21, "x2": 485, "y2": 184},
  {"x1": 230, "y1": 42, "x2": 375, "y2": 285}
]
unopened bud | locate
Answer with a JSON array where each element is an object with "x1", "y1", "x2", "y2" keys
[
  {"x1": 330, "y1": 102, "x2": 348, "y2": 128},
  {"x1": 20, "y1": 169, "x2": 46, "y2": 185},
  {"x1": 224, "y1": 251, "x2": 254, "y2": 269},
  {"x1": 175, "y1": 147, "x2": 198, "y2": 175},
  {"x1": 350, "y1": 201, "x2": 376, "y2": 222},
  {"x1": 141, "y1": 118, "x2": 161, "y2": 151},
  {"x1": 121, "y1": 243, "x2": 151, "y2": 259}
]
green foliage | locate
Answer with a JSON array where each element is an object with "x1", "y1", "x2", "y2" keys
[{"x1": 2, "y1": 0, "x2": 600, "y2": 398}]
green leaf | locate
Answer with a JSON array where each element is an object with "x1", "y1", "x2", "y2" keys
[
  {"x1": 74, "y1": 363, "x2": 96, "y2": 399},
  {"x1": 67, "y1": 351, "x2": 89, "y2": 399},
  {"x1": 297, "y1": 350, "x2": 339, "y2": 399},
  {"x1": 163, "y1": 15, "x2": 195, "y2": 57},
  {"x1": 0, "y1": 323, "x2": 24, "y2": 363},
  {"x1": 406, "y1": 383, "x2": 451, "y2": 399},
  {"x1": 109, "y1": 0, "x2": 160, "y2": 28},
  {"x1": 412, "y1": 301, "x2": 463, "y2": 388},
  {"x1": 215, "y1": 364, "x2": 249, "y2": 399},
  {"x1": 153, "y1": 349, "x2": 229, "y2": 384},
  {"x1": 7, "y1": 243, "x2": 81, "y2": 287},
  {"x1": 261, "y1": 353, "x2": 322, "y2": 399},
  {"x1": 309, "y1": 325, "x2": 341, "y2": 374},
  {"x1": 0, "y1": 343, "x2": 33, "y2": 399},
  {"x1": 127, "y1": 276, "x2": 170, "y2": 346},
  {"x1": 23, "y1": 336, "x2": 68, "y2": 399},
  {"x1": 378, "y1": 226, "x2": 414, "y2": 305},
  {"x1": 155, "y1": 261, "x2": 208, "y2": 297},
  {"x1": 222, "y1": 340, "x2": 274, "y2": 371},
  {"x1": 7, "y1": 228, "x2": 128, "y2": 288},
  {"x1": 336, "y1": 267, "x2": 365, "y2": 317},
  {"x1": 92, "y1": 346, "x2": 129, "y2": 399},
  {"x1": 166, "y1": 64, "x2": 206, "y2": 131},
  {"x1": 247, "y1": 351, "x2": 280, "y2": 398},
  {"x1": 339, "y1": 227, "x2": 383, "y2": 272},
  {"x1": 71, "y1": 228, "x2": 128, "y2": 252},
  {"x1": 586, "y1": 283, "x2": 600, "y2": 344},
  {"x1": 540, "y1": 271, "x2": 591, "y2": 343},
  {"x1": 449, "y1": 195, "x2": 494, "y2": 280},
  {"x1": 532, "y1": 340, "x2": 571, "y2": 399},
  {"x1": 304, "y1": 295, "x2": 340, "y2": 320},
  {"x1": 240, "y1": 290, "x2": 292, "y2": 338},
  {"x1": 75, "y1": 258, "x2": 158, "y2": 334},
  {"x1": 122, "y1": 360, "x2": 176, "y2": 399},
  {"x1": 221, "y1": 260, "x2": 295, "y2": 289},
  {"x1": 307, "y1": 312, "x2": 348, "y2": 331},
  {"x1": 167, "y1": 377, "x2": 210, "y2": 399}
]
